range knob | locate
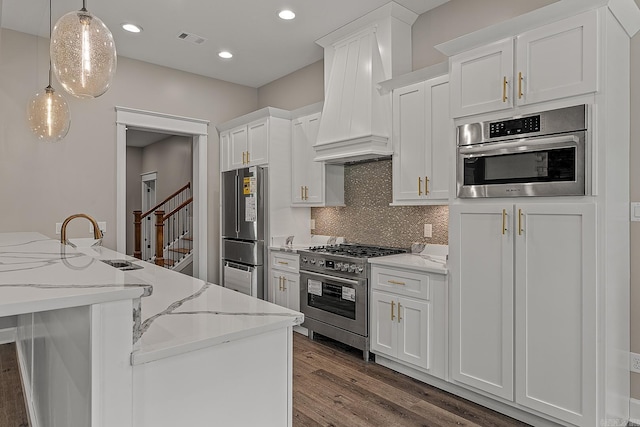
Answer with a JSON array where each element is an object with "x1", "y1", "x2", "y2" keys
[
  {"x1": 301, "y1": 257, "x2": 308, "y2": 263},
  {"x1": 348, "y1": 264, "x2": 357, "y2": 273},
  {"x1": 335, "y1": 262, "x2": 343, "y2": 270},
  {"x1": 357, "y1": 266, "x2": 364, "y2": 273},
  {"x1": 310, "y1": 259, "x2": 316, "y2": 264},
  {"x1": 341, "y1": 263, "x2": 348, "y2": 272},
  {"x1": 318, "y1": 260, "x2": 325, "y2": 267}
]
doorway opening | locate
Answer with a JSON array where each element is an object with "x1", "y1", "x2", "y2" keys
[{"x1": 116, "y1": 106, "x2": 209, "y2": 281}]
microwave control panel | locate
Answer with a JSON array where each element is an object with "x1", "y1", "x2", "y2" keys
[{"x1": 489, "y1": 115, "x2": 540, "y2": 138}]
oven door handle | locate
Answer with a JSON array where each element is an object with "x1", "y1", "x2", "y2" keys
[
  {"x1": 459, "y1": 134, "x2": 579, "y2": 158},
  {"x1": 301, "y1": 271, "x2": 362, "y2": 286}
]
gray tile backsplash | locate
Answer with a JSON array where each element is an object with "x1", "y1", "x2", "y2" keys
[{"x1": 311, "y1": 159, "x2": 448, "y2": 249}]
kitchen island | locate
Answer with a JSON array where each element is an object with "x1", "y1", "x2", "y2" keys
[{"x1": 0, "y1": 232, "x2": 303, "y2": 427}]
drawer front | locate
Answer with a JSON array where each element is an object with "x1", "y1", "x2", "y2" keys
[
  {"x1": 371, "y1": 266, "x2": 429, "y2": 300},
  {"x1": 270, "y1": 251, "x2": 299, "y2": 273}
]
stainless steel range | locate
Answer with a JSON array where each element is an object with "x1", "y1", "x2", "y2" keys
[{"x1": 299, "y1": 244, "x2": 406, "y2": 360}]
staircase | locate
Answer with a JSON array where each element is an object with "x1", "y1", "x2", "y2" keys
[{"x1": 133, "y1": 182, "x2": 194, "y2": 272}]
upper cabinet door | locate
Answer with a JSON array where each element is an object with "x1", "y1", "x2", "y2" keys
[
  {"x1": 220, "y1": 131, "x2": 231, "y2": 172},
  {"x1": 247, "y1": 119, "x2": 269, "y2": 166},
  {"x1": 392, "y1": 76, "x2": 450, "y2": 205},
  {"x1": 516, "y1": 10, "x2": 597, "y2": 106},
  {"x1": 424, "y1": 76, "x2": 450, "y2": 201},
  {"x1": 301, "y1": 113, "x2": 324, "y2": 204},
  {"x1": 450, "y1": 39, "x2": 514, "y2": 118},
  {"x1": 229, "y1": 126, "x2": 248, "y2": 170},
  {"x1": 393, "y1": 82, "x2": 427, "y2": 202}
]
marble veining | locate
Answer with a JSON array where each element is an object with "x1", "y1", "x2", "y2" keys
[{"x1": 0, "y1": 232, "x2": 303, "y2": 365}]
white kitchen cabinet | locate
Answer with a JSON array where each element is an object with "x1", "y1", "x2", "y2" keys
[
  {"x1": 450, "y1": 10, "x2": 597, "y2": 118},
  {"x1": 269, "y1": 251, "x2": 300, "y2": 312},
  {"x1": 392, "y1": 75, "x2": 450, "y2": 204},
  {"x1": 220, "y1": 118, "x2": 269, "y2": 171},
  {"x1": 291, "y1": 112, "x2": 344, "y2": 206},
  {"x1": 514, "y1": 203, "x2": 596, "y2": 425},
  {"x1": 370, "y1": 265, "x2": 446, "y2": 378},
  {"x1": 448, "y1": 204, "x2": 514, "y2": 400},
  {"x1": 449, "y1": 202, "x2": 596, "y2": 424}
]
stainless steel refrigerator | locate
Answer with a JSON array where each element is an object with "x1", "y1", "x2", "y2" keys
[{"x1": 221, "y1": 166, "x2": 268, "y2": 299}]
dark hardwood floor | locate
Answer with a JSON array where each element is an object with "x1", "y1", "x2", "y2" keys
[
  {"x1": 293, "y1": 333, "x2": 529, "y2": 427},
  {"x1": 0, "y1": 343, "x2": 29, "y2": 427}
]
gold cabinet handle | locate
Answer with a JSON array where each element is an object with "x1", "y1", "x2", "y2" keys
[
  {"x1": 300, "y1": 186, "x2": 304, "y2": 201},
  {"x1": 425, "y1": 176, "x2": 430, "y2": 195},
  {"x1": 278, "y1": 261, "x2": 289, "y2": 265},
  {"x1": 242, "y1": 151, "x2": 246, "y2": 164},
  {"x1": 418, "y1": 177, "x2": 423, "y2": 196},
  {"x1": 518, "y1": 208, "x2": 523, "y2": 235},
  {"x1": 398, "y1": 302, "x2": 402, "y2": 323},
  {"x1": 502, "y1": 76, "x2": 508, "y2": 103},
  {"x1": 304, "y1": 186, "x2": 309, "y2": 200},
  {"x1": 279, "y1": 276, "x2": 284, "y2": 291},
  {"x1": 388, "y1": 280, "x2": 405, "y2": 286},
  {"x1": 246, "y1": 151, "x2": 250, "y2": 163},
  {"x1": 502, "y1": 209, "x2": 507, "y2": 235},
  {"x1": 391, "y1": 300, "x2": 395, "y2": 321},
  {"x1": 282, "y1": 277, "x2": 287, "y2": 291},
  {"x1": 518, "y1": 72, "x2": 523, "y2": 99}
]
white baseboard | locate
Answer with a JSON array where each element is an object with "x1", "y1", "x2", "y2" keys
[
  {"x1": 0, "y1": 327, "x2": 16, "y2": 344},
  {"x1": 630, "y1": 398, "x2": 640, "y2": 424}
]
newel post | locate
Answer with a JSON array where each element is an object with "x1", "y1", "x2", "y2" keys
[
  {"x1": 155, "y1": 210, "x2": 165, "y2": 267},
  {"x1": 133, "y1": 210, "x2": 142, "y2": 259}
]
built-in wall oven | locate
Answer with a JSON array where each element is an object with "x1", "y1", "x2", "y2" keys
[
  {"x1": 299, "y1": 244, "x2": 406, "y2": 361},
  {"x1": 457, "y1": 104, "x2": 588, "y2": 198}
]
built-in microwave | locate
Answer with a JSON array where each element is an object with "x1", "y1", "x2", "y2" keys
[{"x1": 456, "y1": 104, "x2": 588, "y2": 198}]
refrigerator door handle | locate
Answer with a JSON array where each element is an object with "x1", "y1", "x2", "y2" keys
[{"x1": 234, "y1": 172, "x2": 240, "y2": 234}]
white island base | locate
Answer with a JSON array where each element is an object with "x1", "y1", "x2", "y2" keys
[
  {"x1": 133, "y1": 326, "x2": 293, "y2": 427},
  {"x1": 0, "y1": 233, "x2": 301, "y2": 427}
]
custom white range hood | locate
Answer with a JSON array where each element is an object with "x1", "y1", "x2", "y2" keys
[{"x1": 313, "y1": 2, "x2": 417, "y2": 164}]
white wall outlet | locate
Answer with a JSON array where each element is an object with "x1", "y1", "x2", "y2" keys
[
  {"x1": 55, "y1": 223, "x2": 62, "y2": 234},
  {"x1": 630, "y1": 352, "x2": 640, "y2": 373},
  {"x1": 89, "y1": 222, "x2": 107, "y2": 234},
  {"x1": 424, "y1": 224, "x2": 432, "y2": 238},
  {"x1": 632, "y1": 202, "x2": 640, "y2": 221},
  {"x1": 310, "y1": 219, "x2": 316, "y2": 229}
]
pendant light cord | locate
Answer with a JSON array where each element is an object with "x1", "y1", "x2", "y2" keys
[{"x1": 47, "y1": 0, "x2": 52, "y2": 89}]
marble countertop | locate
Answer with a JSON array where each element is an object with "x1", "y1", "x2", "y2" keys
[
  {"x1": 0, "y1": 232, "x2": 303, "y2": 365},
  {"x1": 369, "y1": 244, "x2": 449, "y2": 275},
  {"x1": 368, "y1": 253, "x2": 447, "y2": 274},
  {"x1": 0, "y1": 232, "x2": 148, "y2": 317}
]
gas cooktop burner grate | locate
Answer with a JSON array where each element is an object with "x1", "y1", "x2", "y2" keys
[{"x1": 307, "y1": 244, "x2": 407, "y2": 259}]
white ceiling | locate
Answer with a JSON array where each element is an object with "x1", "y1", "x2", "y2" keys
[{"x1": 1, "y1": 0, "x2": 448, "y2": 88}]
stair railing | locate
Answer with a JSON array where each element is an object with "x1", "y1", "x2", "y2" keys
[{"x1": 134, "y1": 182, "x2": 192, "y2": 263}]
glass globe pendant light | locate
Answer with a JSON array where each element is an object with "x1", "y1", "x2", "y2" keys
[
  {"x1": 50, "y1": 0, "x2": 117, "y2": 99},
  {"x1": 27, "y1": 0, "x2": 71, "y2": 142}
]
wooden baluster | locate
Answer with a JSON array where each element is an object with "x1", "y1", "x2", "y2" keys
[
  {"x1": 155, "y1": 210, "x2": 165, "y2": 267},
  {"x1": 133, "y1": 210, "x2": 142, "y2": 259}
]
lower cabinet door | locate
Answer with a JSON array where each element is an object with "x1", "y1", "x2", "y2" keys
[
  {"x1": 397, "y1": 297, "x2": 429, "y2": 370},
  {"x1": 370, "y1": 291, "x2": 395, "y2": 358},
  {"x1": 283, "y1": 273, "x2": 300, "y2": 312},
  {"x1": 449, "y1": 204, "x2": 514, "y2": 400},
  {"x1": 271, "y1": 271, "x2": 300, "y2": 312},
  {"x1": 514, "y1": 203, "x2": 596, "y2": 425}
]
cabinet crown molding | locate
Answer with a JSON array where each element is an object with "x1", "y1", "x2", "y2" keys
[{"x1": 435, "y1": 0, "x2": 640, "y2": 57}]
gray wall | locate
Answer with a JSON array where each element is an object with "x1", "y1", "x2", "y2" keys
[
  {"x1": 0, "y1": 28, "x2": 259, "y2": 283},
  {"x1": 141, "y1": 135, "x2": 192, "y2": 203}
]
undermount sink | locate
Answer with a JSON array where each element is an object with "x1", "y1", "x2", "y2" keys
[{"x1": 101, "y1": 259, "x2": 143, "y2": 271}]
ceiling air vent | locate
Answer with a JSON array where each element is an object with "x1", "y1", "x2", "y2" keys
[{"x1": 177, "y1": 32, "x2": 206, "y2": 45}]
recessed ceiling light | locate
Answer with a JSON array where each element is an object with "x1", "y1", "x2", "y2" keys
[
  {"x1": 122, "y1": 23, "x2": 143, "y2": 33},
  {"x1": 278, "y1": 10, "x2": 295, "y2": 20},
  {"x1": 218, "y1": 51, "x2": 233, "y2": 59}
]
